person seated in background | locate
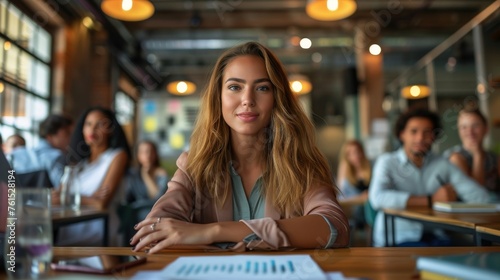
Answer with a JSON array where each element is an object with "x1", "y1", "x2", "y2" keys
[
  {"x1": 10, "y1": 114, "x2": 73, "y2": 188},
  {"x1": 125, "y1": 140, "x2": 168, "y2": 219},
  {"x1": 443, "y1": 107, "x2": 500, "y2": 199},
  {"x1": 131, "y1": 41, "x2": 349, "y2": 254},
  {"x1": 54, "y1": 106, "x2": 131, "y2": 246},
  {"x1": 336, "y1": 139, "x2": 371, "y2": 228},
  {"x1": 2, "y1": 134, "x2": 26, "y2": 155},
  {"x1": 337, "y1": 139, "x2": 371, "y2": 199},
  {"x1": 369, "y1": 108, "x2": 490, "y2": 247}
]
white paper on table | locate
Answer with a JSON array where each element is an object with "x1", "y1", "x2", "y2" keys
[
  {"x1": 130, "y1": 270, "x2": 165, "y2": 280},
  {"x1": 327, "y1": 272, "x2": 346, "y2": 280},
  {"x1": 159, "y1": 254, "x2": 327, "y2": 280}
]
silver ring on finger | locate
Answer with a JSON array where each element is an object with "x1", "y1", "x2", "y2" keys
[
  {"x1": 150, "y1": 222, "x2": 157, "y2": 231},
  {"x1": 157, "y1": 217, "x2": 161, "y2": 223}
]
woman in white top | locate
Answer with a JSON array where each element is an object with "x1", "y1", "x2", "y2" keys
[{"x1": 55, "y1": 107, "x2": 130, "y2": 246}]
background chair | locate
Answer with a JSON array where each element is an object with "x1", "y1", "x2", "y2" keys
[
  {"x1": 364, "y1": 200, "x2": 378, "y2": 246},
  {"x1": 116, "y1": 200, "x2": 155, "y2": 246},
  {"x1": 16, "y1": 170, "x2": 54, "y2": 188}
]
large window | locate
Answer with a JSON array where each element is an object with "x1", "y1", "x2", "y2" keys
[{"x1": 0, "y1": 0, "x2": 51, "y2": 146}]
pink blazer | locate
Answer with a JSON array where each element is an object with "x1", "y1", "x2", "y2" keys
[{"x1": 148, "y1": 152, "x2": 349, "y2": 250}]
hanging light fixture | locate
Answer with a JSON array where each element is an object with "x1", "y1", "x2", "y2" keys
[
  {"x1": 167, "y1": 80, "x2": 197, "y2": 96},
  {"x1": 289, "y1": 74, "x2": 312, "y2": 95},
  {"x1": 401, "y1": 85, "x2": 431, "y2": 99},
  {"x1": 101, "y1": 0, "x2": 155, "y2": 21},
  {"x1": 306, "y1": 0, "x2": 357, "y2": 21}
]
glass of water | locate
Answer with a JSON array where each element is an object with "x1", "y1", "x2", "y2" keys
[
  {"x1": 69, "y1": 168, "x2": 81, "y2": 211},
  {"x1": 4, "y1": 188, "x2": 52, "y2": 279}
]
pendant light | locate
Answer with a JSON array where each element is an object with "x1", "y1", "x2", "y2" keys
[
  {"x1": 401, "y1": 85, "x2": 431, "y2": 99},
  {"x1": 101, "y1": 0, "x2": 155, "y2": 21},
  {"x1": 289, "y1": 74, "x2": 312, "y2": 95},
  {"x1": 306, "y1": 0, "x2": 357, "y2": 21},
  {"x1": 167, "y1": 80, "x2": 197, "y2": 96}
]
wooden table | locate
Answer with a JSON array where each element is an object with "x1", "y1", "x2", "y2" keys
[
  {"x1": 383, "y1": 207, "x2": 500, "y2": 246},
  {"x1": 339, "y1": 195, "x2": 367, "y2": 207},
  {"x1": 2, "y1": 246, "x2": 494, "y2": 280},
  {"x1": 51, "y1": 206, "x2": 109, "y2": 246},
  {"x1": 339, "y1": 195, "x2": 368, "y2": 246},
  {"x1": 476, "y1": 223, "x2": 500, "y2": 246},
  {"x1": 339, "y1": 195, "x2": 367, "y2": 217}
]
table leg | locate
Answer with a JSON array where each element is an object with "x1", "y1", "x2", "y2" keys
[
  {"x1": 384, "y1": 213, "x2": 391, "y2": 246},
  {"x1": 384, "y1": 213, "x2": 396, "y2": 247},
  {"x1": 475, "y1": 231, "x2": 481, "y2": 246},
  {"x1": 103, "y1": 215, "x2": 109, "y2": 246},
  {"x1": 53, "y1": 228, "x2": 59, "y2": 244},
  {"x1": 476, "y1": 232, "x2": 493, "y2": 246},
  {"x1": 390, "y1": 215, "x2": 395, "y2": 246}
]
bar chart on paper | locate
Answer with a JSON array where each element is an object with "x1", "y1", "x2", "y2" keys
[{"x1": 160, "y1": 254, "x2": 327, "y2": 280}]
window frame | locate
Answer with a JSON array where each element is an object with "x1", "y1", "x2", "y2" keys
[{"x1": 0, "y1": 0, "x2": 52, "y2": 147}]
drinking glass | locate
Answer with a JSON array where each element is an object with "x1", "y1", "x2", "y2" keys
[
  {"x1": 4, "y1": 188, "x2": 52, "y2": 279},
  {"x1": 69, "y1": 174, "x2": 81, "y2": 211}
]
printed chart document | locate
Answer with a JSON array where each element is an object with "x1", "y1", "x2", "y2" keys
[{"x1": 159, "y1": 254, "x2": 327, "y2": 280}]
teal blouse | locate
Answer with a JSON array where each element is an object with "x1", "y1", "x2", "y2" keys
[
  {"x1": 229, "y1": 162, "x2": 266, "y2": 220},
  {"x1": 227, "y1": 162, "x2": 338, "y2": 249}
]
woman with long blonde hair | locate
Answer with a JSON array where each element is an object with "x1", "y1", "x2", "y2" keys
[
  {"x1": 132, "y1": 42, "x2": 349, "y2": 253},
  {"x1": 337, "y1": 140, "x2": 372, "y2": 229},
  {"x1": 337, "y1": 140, "x2": 372, "y2": 199}
]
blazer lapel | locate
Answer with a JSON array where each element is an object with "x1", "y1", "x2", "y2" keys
[{"x1": 265, "y1": 197, "x2": 281, "y2": 219}]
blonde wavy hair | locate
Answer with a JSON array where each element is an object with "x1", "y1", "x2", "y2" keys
[
  {"x1": 186, "y1": 42, "x2": 336, "y2": 215},
  {"x1": 339, "y1": 140, "x2": 371, "y2": 186}
]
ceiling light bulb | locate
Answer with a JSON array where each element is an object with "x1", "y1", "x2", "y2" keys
[
  {"x1": 401, "y1": 84, "x2": 430, "y2": 99},
  {"x1": 291, "y1": 81, "x2": 303, "y2": 93},
  {"x1": 410, "y1": 86, "x2": 421, "y2": 97},
  {"x1": 477, "y1": 83, "x2": 486, "y2": 94},
  {"x1": 4, "y1": 41, "x2": 11, "y2": 51},
  {"x1": 122, "y1": 0, "x2": 132, "y2": 11},
  {"x1": 167, "y1": 80, "x2": 196, "y2": 95},
  {"x1": 369, "y1": 44, "x2": 381, "y2": 55},
  {"x1": 289, "y1": 74, "x2": 312, "y2": 95},
  {"x1": 82, "y1": 17, "x2": 94, "y2": 29},
  {"x1": 327, "y1": 0, "x2": 339, "y2": 11},
  {"x1": 177, "y1": 81, "x2": 188, "y2": 94},
  {"x1": 300, "y1": 38, "x2": 312, "y2": 49},
  {"x1": 102, "y1": 0, "x2": 155, "y2": 21},
  {"x1": 306, "y1": 0, "x2": 357, "y2": 21}
]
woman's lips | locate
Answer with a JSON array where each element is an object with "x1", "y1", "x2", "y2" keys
[
  {"x1": 237, "y1": 112, "x2": 258, "y2": 122},
  {"x1": 85, "y1": 135, "x2": 97, "y2": 142}
]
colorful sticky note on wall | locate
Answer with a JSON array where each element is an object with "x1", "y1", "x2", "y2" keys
[
  {"x1": 143, "y1": 100, "x2": 157, "y2": 114},
  {"x1": 170, "y1": 132, "x2": 185, "y2": 149},
  {"x1": 143, "y1": 116, "x2": 157, "y2": 132},
  {"x1": 167, "y1": 99, "x2": 181, "y2": 114}
]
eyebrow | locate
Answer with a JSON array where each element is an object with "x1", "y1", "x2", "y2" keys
[{"x1": 224, "y1": 77, "x2": 271, "y2": 84}]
